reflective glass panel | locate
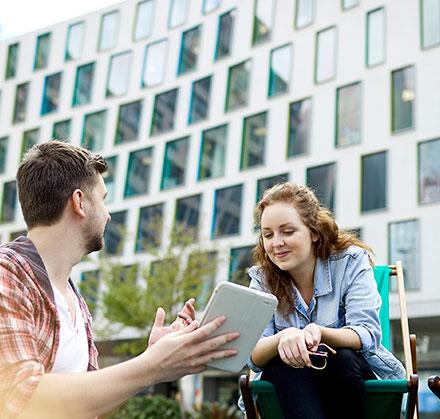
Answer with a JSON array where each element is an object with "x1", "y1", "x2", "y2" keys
[
  {"x1": 268, "y1": 44, "x2": 292, "y2": 97},
  {"x1": 392, "y1": 66, "x2": 415, "y2": 132},
  {"x1": 295, "y1": 0, "x2": 315, "y2": 29},
  {"x1": 215, "y1": 9, "x2": 235, "y2": 60},
  {"x1": 34, "y1": 33, "x2": 51, "y2": 70},
  {"x1": 169, "y1": 0, "x2": 188, "y2": 28},
  {"x1": 80, "y1": 270, "x2": 100, "y2": 316},
  {"x1": 125, "y1": 147, "x2": 153, "y2": 197},
  {"x1": 21, "y1": 129, "x2": 39, "y2": 160},
  {"x1": 418, "y1": 138, "x2": 440, "y2": 203},
  {"x1": 0, "y1": 137, "x2": 8, "y2": 174},
  {"x1": 198, "y1": 124, "x2": 227, "y2": 180},
  {"x1": 13, "y1": 82, "x2": 29, "y2": 124},
  {"x1": 421, "y1": 0, "x2": 440, "y2": 48},
  {"x1": 177, "y1": 26, "x2": 201, "y2": 75},
  {"x1": 115, "y1": 100, "x2": 142, "y2": 144},
  {"x1": 367, "y1": 8, "x2": 385, "y2": 67},
  {"x1": 81, "y1": 110, "x2": 106, "y2": 151},
  {"x1": 212, "y1": 184, "x2": 242, "y2": 237},
  {"x1": 229, "y1": 246, "x2": 252, "y2": 285},
  {"x1": 161, "y1": 137, "x2": 189, "y2": 190},
  {"x1": 256, "y1": 173, "x2": 289, "y2": 202},
  {"x1": 150, "y1": 89, "x2": 178, "y2": 135},
  {"x1": 104, "y1": 210, "x2": 126, "y2": 255},
  {"x1": 225, "y1": 60, "x2": 250, "y2": 111},
  {"x1": 189, "y1": 76, "x2": 211, "y2": 124},
  {"x1": 142, "y1": 39, "x2": 167, "y2": 87},
  {"x1": 175, "y1": 194, "x2": 201, "y2": 238},
  {"x1": 1, "y1": 181, "x2": 17, "y2": 223},
  {"x1": 65, "y1": 22, "x2": 85, "y2": 61},
  {"x1": 41, "y1": 72, "x2": 61, "y2": 115},
  {"x1": 52, "y1": 119, "x2": 71, "y2": 141},
  {"x1": 99, "y1": 11, "x2": 119, "y2": 51},
  {"x1": 287, "y1": 97, "x2": 312, "y2": 156},
  {"x1": 342, "y1": 0, "x2": 359, "y2": 10},
  {"x1": 5, "y1": 43, "x2": 19, "y2": 79},
  {"x1": 361, "y1": 151, "x2": 387, "y2": 212},
  {"x1": 103, "y1": 155, "x2": 117, "y2": 203},
  {"x1": 203, "y1": 0, "x2": 220, "y2": 14},
  {"x1": 336, "y1": 82, "x2": 361, "y2": 146},
  {"x1": 73, "y1": 62, "x2": 94, "y2": 106},
  {"x1": 241, "y1": 112, "x2": 267, "y2": 170},
  {"x1": 136, "y1": 203, "x2": 163, "y2": 252},
  {"x1": 106, "y1": 51, "x2": 131, "y2": 97},
  {"x1": 315, "y1": 27, "x2": 336, "y2": 83},
  {"x1": 252, "y1": 0, "x2": 274, "y2": 44},
  {"x1": 306, "y1": 163, "x2": 336, "y2": 212},
  {"x1": 134, "y1": 0, "x2": 154, "y2": 41}
]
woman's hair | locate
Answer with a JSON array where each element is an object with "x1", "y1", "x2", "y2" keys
[{"x1": 252, "y1": 182, "x2": 373, "y2": 317}]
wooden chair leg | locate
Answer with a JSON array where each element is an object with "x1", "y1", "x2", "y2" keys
[
  {"x1": 240, "y1": 375, "x2": 257, "y2": 419},
  {"x1": 407, "y1": 374, "x2": 419, "y2": 419}
]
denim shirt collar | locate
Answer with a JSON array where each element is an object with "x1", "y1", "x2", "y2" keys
[{"x1": 313, "y1": 256, "x2": 333, "y2": 297}]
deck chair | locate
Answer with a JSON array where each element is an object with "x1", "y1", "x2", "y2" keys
[
  {"x1": 428, "y1": 376, "x2": 440, "y2": 399},
  {"x1": 239, "y1": 262, "x2": 419, "y2": 419}
]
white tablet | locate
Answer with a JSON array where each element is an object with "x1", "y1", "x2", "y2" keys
[{"x1": 199, "y1": 281, "x2": 278, "y2": 372}]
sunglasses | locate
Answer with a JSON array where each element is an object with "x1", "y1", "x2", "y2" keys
[{"x1": 308, "y1": 343, "x2": 337, "y2": 370}]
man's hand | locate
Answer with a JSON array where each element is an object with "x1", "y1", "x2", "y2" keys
[{"x1": 148, "y1": 299, "x2": 196, "y2": 346}]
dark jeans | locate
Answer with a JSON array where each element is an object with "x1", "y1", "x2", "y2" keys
[{"x1": 260, "y1": 348, "x2": 376, "y2": 419}]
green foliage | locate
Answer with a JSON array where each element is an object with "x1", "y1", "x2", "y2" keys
[{"x1": 192, "y1": 402, "x2": 242, "y2": 419}]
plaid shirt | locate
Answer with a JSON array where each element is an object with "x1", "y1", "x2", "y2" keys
[{"x1": 0, "y1": 236, "x2": 99, "y2": 417}]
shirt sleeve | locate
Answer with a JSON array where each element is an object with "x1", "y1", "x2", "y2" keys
[
  {"x1": 0, "y1": 257, "x2": 45, "y2": 417},
  {"x1": 341, "y1": 251, "x2": 382, "y2": 355}
]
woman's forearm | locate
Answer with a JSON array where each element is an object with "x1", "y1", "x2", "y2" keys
[
  {"x1": 251, "y1": 334, "x2": 280, "y2": 368},
  {"x1": 318, "y1": 326, "x2": 361, "y2": 350}
]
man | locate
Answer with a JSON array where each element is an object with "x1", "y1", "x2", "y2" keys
[{"x1": 0, "y1": 141, "x2": 238, "y2": 418}]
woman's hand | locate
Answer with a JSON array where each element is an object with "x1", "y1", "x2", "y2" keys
[
  {"x1": 303, "y1": 323, "x2": 322, "y2": 352},
  {"x1": 277, "y1": 327, "x2": 316, "y2": 368}
]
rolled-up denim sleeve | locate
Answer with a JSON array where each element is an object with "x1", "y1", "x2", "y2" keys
[{"x1": 342, "y1": 251, "x2": 382, "y2": 355}]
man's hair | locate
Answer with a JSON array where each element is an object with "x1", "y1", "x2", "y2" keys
[{"x1": 16, "y1": 141, "x2": 107, "y2": 229}]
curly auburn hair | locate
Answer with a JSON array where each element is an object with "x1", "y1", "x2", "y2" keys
[{"x1": 252, "y1": 182, "x2": 373, "y2": 317}]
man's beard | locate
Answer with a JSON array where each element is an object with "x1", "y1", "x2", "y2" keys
[{"x1": 85, "y1": 232, "x2": 104, "y2": 254}]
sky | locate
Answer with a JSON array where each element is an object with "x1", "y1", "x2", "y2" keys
[{"x1": 0, "y1": 0, "x2": 123, "y2": 41}]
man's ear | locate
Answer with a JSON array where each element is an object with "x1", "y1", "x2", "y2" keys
[{"x1": 71, "y1": 189, "x2": 86, "y2": 218}]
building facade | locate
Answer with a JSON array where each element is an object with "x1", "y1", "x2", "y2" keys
[{"x1": 0, "y1": 0, "x2": 440, "y2": 413}]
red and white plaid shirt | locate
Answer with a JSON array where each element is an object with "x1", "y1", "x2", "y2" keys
[{"x1": 0, "y1": 237, "x2": 98, "y2": 417}]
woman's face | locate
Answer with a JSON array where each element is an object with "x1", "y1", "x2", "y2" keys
[{"x1": 261, "y1": 201, "x2": 316, "y2": 276}]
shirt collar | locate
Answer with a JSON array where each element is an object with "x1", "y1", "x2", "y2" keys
[{"x1": 313, "y1": 256, "x2": 333, "y2": 297}]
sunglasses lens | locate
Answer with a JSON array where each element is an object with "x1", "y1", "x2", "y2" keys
[{"x1": 309, "y1": 353, "x2": 327, "y2": 369}]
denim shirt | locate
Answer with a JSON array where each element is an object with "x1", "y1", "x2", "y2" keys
[{"x1": 247, "y1": 245, "x2": 405, "y2": 380}]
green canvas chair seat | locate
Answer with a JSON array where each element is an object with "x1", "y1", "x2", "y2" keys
[{"x1": 239, "y1": 263, "x2": 419, "y2": 419}]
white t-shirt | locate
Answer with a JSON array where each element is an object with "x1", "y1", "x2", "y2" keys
[{"x1": 51, "y1": 284, "x2": 89, "y2": 373}]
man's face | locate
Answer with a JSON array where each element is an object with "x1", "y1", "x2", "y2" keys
[{"x1": 82, "y1": 175, "x2": 110, "y2": 254}]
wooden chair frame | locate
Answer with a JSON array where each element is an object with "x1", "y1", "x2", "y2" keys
[{"x1": 428, "y1": 375, "x2": 440, "y2": 399}]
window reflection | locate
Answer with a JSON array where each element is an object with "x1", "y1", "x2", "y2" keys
[
  {"x1": 134, "y1": 0, "x2": 154, "y2": 41},
  {"x1": 73, "y1": 62, "x2": 94, "y2": 106},
  {"x1": 41, "y1": 72, "x2": 62, "y2": 115},
  {"x1": 287, "y1": 98, "x2": 312, "y2": 157},
  {"x1": 212, "y1": 184, "x2": 242, "y2": 237},
  {"x1": 336, "y1": 82, "x2": 361, "y2": 146},
  {"x1": 315, "y1": 27, "x2": 337, "y2": 83},
  {"x1": 161, "y1": 137, "x2": 189, "y2": 190},
  {"x1": 115, "y1": 101, "x2": 142, "y2": 144},
  {"x1": 65, "y1": 22, "x2": 85, "y2": 61},
  {"x1": 107, "y1": 51, "x2": 131, "y2": 97},
  {"x1": 225, "y1": 60, "x2": 250, "y2": 111},
  {"x1": 150, "y1": 89, "x2": 178, "y2": 135},
  {"x1": 99, "y1": 11, "x2": 119, "y2": 51},
  {"x1": 241, "y1": 112, "x2": 267, "y2": 170},
  {"x1": 125, "y1": 147, "x2": 153, "y2": 197},
  {"x1": 198, "y1": 124, "x2": 227, "y2": 180},
  {"x1": 361, "y1": 152, "x2": 387, "y2": 212},
  {"x1": 82, "y1": 110, "x2": 106, "y2": 151},
  {"x1": 306, "y1": 162, "x2": 336, "y2": 212},
  {"x1": 169, "y1": 0, "x2": 188, "y2": 28},
  {"x1": 142, "y1": 40, "x2": 167, "y2": 87},
  {"x1": 269, "y1": 44, "x2": 292, "y2": 97},
  {"x1": 189, "y1": 76, "x2": 211, "y2": 124}
]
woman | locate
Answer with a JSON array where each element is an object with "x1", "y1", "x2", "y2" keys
[{"x1": 248, "y1": 182, "x2": 405, "y2": 419}]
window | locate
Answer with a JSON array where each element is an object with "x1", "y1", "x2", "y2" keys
[
  {"x1": 104, "y1": 210, "x2": 127, "y2": 255},
  {"x1": 256, "y1": 173, "x2": 289, "y2": 202},
  {"x1": 9, "y1": 230, "x2": 27, "y2": 241},
  {"x1": 212, "y1": 184, "x2": 242, "y2": 237},
  {"x1": 99, "y1": 11, "x2": 119, "y2": 51},
  {"x1": 295, "y1": 0, "x2": 315, "y2": 29},
  {"x1": 336, "y1": 82, "x2": 362, "y2": 146},
  {"x1": 136, "y1": 203, "x2": 163, "y2": 252},
  {"x1": 342, "y1": 0, "x2": 359, "y2": 10},
  {"x1": 361, "y1": 151, "x2": 387, "y2": 212},
  {"x1": 115, "y1": 100, "x2": 142, "y2": 144},
  {"x1": 52, "y1": 119, "x2": 71, "y2": 141},
  {"x1": 41, "y1": 72, "x2": 62, "y2": 115},
  {"x1": 287, "y1": 97, "x2": 312, "y2": 157},
  {"x1": 133, "y1": 0, "x2": 154, "y2": 41},
  {"x1": 106, "y1": 52, "x2": 131, "y2": 97},
  {"x1": 103, "y1": 156, "x2": 117, "y2": 203},
  {"x1": 80, "y1": 271, "x2": 100, "y2": 316},
  {"x1": 306, "y1": 162, "x2": 336, "y2": 212},
  {"x1": 388, "y1": 219, "x2": 420, "y2": 290},
  {"x1": 125, "y1": 147, "x2": 153, "y2": 197},
  {"x1": 229, "y1": 246, "x2": 252, "y2": 285},
  {"x1": 225, "y1": 60, "x2": 251, "y2": 111},
  {"x1": 252, "y1": 0, "x2": 274, "y2": 44},
  {"x1": 391, "y1": 66, "x2": 415, "y2": 132},
  {"x1": 21, "y1": 129, "x2": 39, "y2": 160},
  {"x1": 268, "y1": 44, "x2": 292, "y2": 97},
  {"x1": 198, "y1": 124, "x2": 227, "y2": 180},
  {"x1": 0, "y1": 137, "x2": 8, "y2": 174},
  {"x1": 186, "y1": 251, "x2": 217, "y2": 306},
  {"x1": 161, "y1": 137, "x2": 189, "y2": 190},
  {"x1": 241, "y1": 112, "x2": 267, "y2": 170},
  {"x1": 12, "y1": 82, "x2": 29, "y2": 124},
  {"x1": 177, "y1": 26, "x2": 201, "y2": 75},
  {"x1": 82, "y1": 110, "x2": 106, "y2": 151},
  {"x1": 142, "y1": 40, "x2": 167, "y2": 87},
  {"x1": 174, "y1": 194, "x2": 201, "y2": 239},
  {"x1": 203, "y1": 0, "x2": 220, "y2": 14},
  {"x1": 418, "y1": 138, "x2": 440, "y2": 203},
  {"x1": 315, "y1": 26, "x2": 337, "y2": 83},
  {"x1": 421, "y1": 0, "x2": 440, "y2": 48},
  {"x1": 189, "y1": 76, "x2": 211, "y2": 124},
  {"x1": 168, "y1": 0, "x2": 188, "y2": 28},
  {"x1": 5, "y1": 43, "x2": 19, "y2": 79},
  {"x1": 34, "y1": 33, "x2": 51, "y2": 70},
  {"x1": 1, "y1": 181, "x2": 17, "y2": 223},
  {"x1": 73, "y1": 62, "x2": 94, "y2": 106},
  {"x1": 150, "y1": 88, "x2": 178, "y2": 135},
  {"x1": 366, "y1": 8, "x2": 385, "y2": 67},
  {"x1": 215, "y1": 10, "x2": 235, "y2": 60},
  {"x1": 65, "y1": 22, "x2": 85, "y2": 61}
]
